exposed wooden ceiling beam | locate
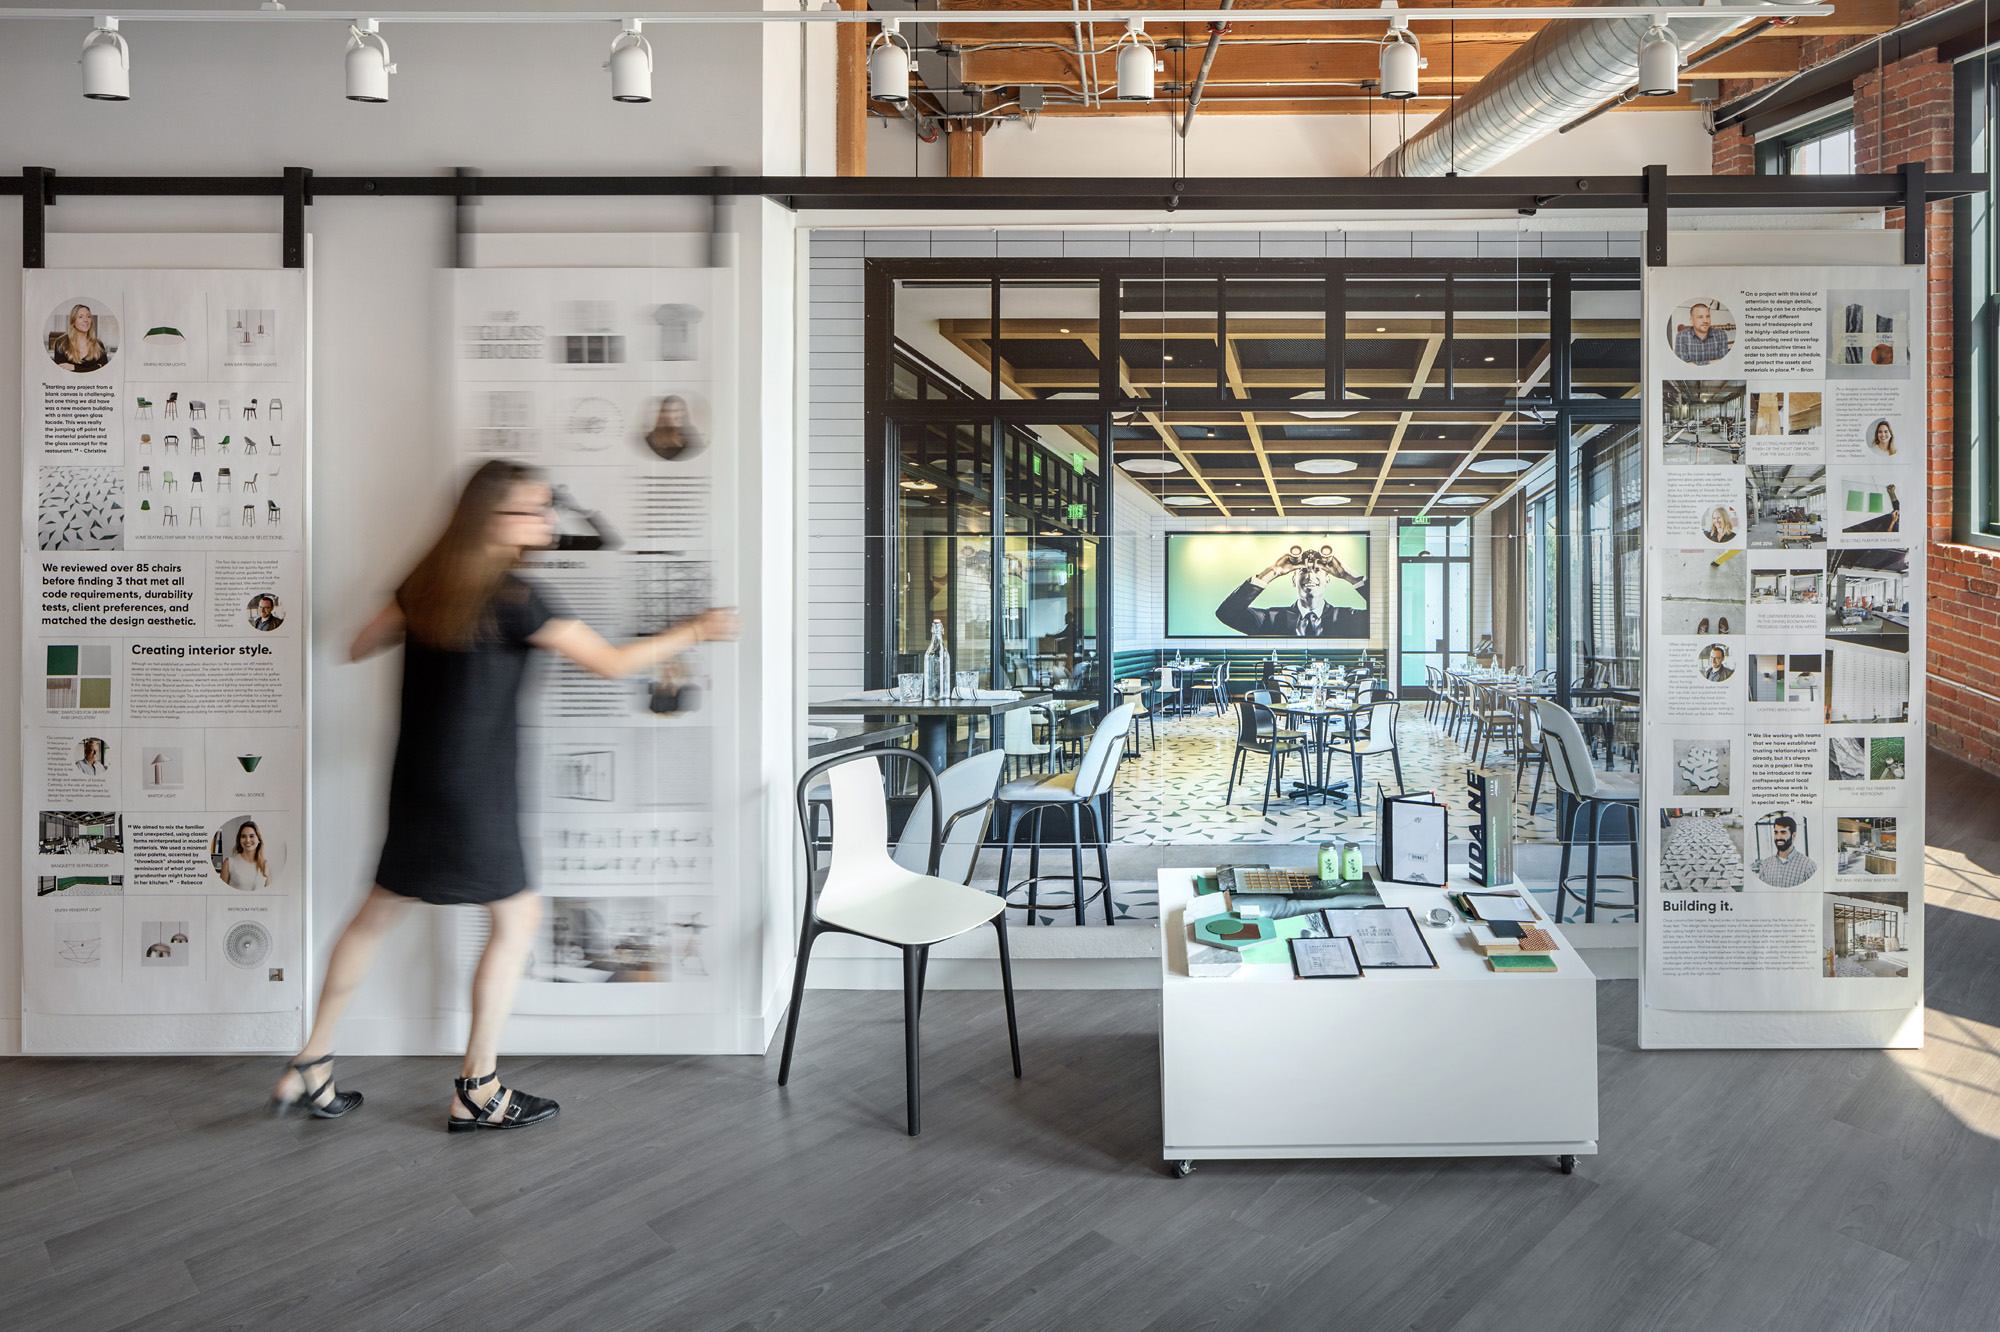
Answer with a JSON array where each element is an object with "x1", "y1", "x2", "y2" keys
[
  {"x1": 1416, "y1": 344, "x2": 1553, "y2": 517},
  {"x1": 1365, "y1": 333, "x2": 1443, "y2": 517},
  {"x1": 1222, "y1": 340, "x2": 1285, "y2": 515}
]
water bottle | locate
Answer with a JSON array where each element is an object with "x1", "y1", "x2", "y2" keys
[{"x1": 921, "y1": 620, "x2": 951, "y2": 703}]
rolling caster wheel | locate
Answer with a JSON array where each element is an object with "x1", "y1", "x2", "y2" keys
[
  {"x1": 1559, "y1": 1154, "x2": 1576, "y2": 1176},
  {"x1": 1171, "y1": 1159, "x2": 1195, "y2": 1179}
]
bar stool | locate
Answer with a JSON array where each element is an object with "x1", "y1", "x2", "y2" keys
[
  {"x1": 1538, "y1": 701, "x2": 1639, "y2": 924},
  {"x1": 189, "y1": 429, "x2": 205, "y2": 455},
  {"x1": 1514, "y1": 692, "x2": 1551, "y2": 817},
  {"x1": 995, "y1": 703, "x2": 1135, "y2": 926}
]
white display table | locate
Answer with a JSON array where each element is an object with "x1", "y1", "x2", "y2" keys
[{"x1": 1158, "y1": 869, "x2": 1599, "y2": 1177}]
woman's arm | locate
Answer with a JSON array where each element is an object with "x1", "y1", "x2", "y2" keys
[
  {"x1": 532, "y1": 608, "x2": 740, "y2": 681},
  {"x1": 349, "y1": 601, "x2": 406, "y2": 662}
]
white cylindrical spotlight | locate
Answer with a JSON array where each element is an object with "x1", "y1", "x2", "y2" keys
[
  {"x1": 345, "y1": 19, "x2": 396, "y2": 103},
  {"x1": 1637, "y1": 22, "x2": 1680, "y2": 97},
  {"x1": 80, "y1": 18, "x2": 130, "y2": 102},
  {"x1": 1379, "y1": 33, "x2": 1420, "y2": 100},
  {"x1": 1116, "y1": 19, "x2": 1154, "y2": 102},
  {"x1": 607, "y1": 20, "x2": 653, "y2": 103},
  {"x1": 869, "y1": 19, "x2": 911, "y2": 105}
]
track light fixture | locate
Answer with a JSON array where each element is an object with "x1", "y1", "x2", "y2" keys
[
  {"x1": 868, "y1": 18, "x2": 911, "y2": 106},
  {"x1": 1378, "y1": 8, "x2": 1420, "y2": 101},
  {"x1": 80, "y1": 17, "x2": 130, "y2": 101},
  {"x1": 1637, "y1": 16, "x2": 1679, "y2": 97},
  {"x1": 1115, "y1": 19, "x2": 1157, "y2": 102},
  {"x1": 345, "y1": 18, "x2": 394, "y2": 103},
  {"x1": 606, "y1": 18, "x2": 652, "y2": 103}
]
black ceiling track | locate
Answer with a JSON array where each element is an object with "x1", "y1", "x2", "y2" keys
[{"x1": 9, "y1": 166, "x2": 1983, "y2": 269}]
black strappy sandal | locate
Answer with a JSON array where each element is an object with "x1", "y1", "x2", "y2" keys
[
  {"x1": 449, "y1": 1070, "x2": 559, "y2": 1133},
  {"x1": 270, "y1": 1052, "x2": 363, "y2": 1119}
]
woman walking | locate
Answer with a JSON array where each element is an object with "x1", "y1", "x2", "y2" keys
[{"x1": 270, "y1": 460, "x2": 736, "y2": 1130}]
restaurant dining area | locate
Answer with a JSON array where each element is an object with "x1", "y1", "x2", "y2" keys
[{"x1": 806, "y1": 239, "x2": 1647, "y2": 955}]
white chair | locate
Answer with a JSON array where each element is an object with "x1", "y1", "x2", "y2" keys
[
  {"x1": 1000, "y1": 704, "x2": 1051, "y2": 779},
  {"x1": 779, "y1": 751, "x2": 1021, "y2": 1137},
  {"x1": 1538, "y1": 701, "x2": 1640, "y2": 924},
  {"x1": 994, "y1": 703, "x2": 1136, "y2": 926},
  {"x1": 893, "y1": 749, "x2": 1006, "y2": 888},
  {"x1": 1323, "y1": 700, "x2": 1405, "y2": 813},
  {"x1": 1117, "y1": 679, "x2": 1157, "y2": 755}
]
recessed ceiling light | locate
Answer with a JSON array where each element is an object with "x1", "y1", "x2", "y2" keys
[
  {"x1": 1164, "y1": 354, "x2": 1175, "y2": 362},
  {"x1": 1437, "y1": 433, "x2": 1448, "y2": 439},
  {"x1": 1299, "y1": 495, "x2": 1352, "y2": 507},
  {"x1": 1290, "y1": 391, "x2": 1360, "y2": 420},
  {"x1": 1376, "y1": 326, "x2": 1387, "y2": 333},
  {"x1": 1439, "y1": 495, "x2": 1482, "y2": 505},
  {"x1": 1119, "y1": 458, "x2": 1182, "y2": 474},
  {"x1": 1468, "y1": 457, "x2": 1532, "y2": 474},
  {"x1": 1162, "y1": 494, "x2": 1210, "y2": 507},
  {"x1": 1483, "y1": 356, "x2": 1494, "y2": 362},
  {"x1": 1059, "y1": 326, "x2": 1070, "y2": 333},
  {"x1": 898, "y1": 478, "x2": 937, "y2": 491},
  {"x1": 1294, "y1": 458, "x2": 1359, "y2": 474}
]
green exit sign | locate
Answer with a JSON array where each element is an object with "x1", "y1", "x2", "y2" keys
[{"x1": 1067, "y1": 503, "x2": 1087, "y2": 521}]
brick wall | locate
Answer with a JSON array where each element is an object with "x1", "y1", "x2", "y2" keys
[{"x1": 1713, "y1": 13, "x2": 2000, "y2": 777}]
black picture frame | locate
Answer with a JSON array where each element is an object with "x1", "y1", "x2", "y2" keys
[
  {"x1": 1289, "y1": 933, "x2": 1364, "y2": 979},
  {"x1": 1163, "y1": 531, "x2": 1372, "y2": 639}
]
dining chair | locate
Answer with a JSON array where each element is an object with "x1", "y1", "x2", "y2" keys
[
  {"x1": 781, "y1": 750, "x2": 1021, "y2": 1137},
  {"x1": 1423, "y1": 665, "x2": 1444, "y2": 724},
  {"x1": 1226, "y1": 697, "x2": 1309, "y2": 817},
  {"x1": 1471, "y1": 681, "x2": 1524, "y2": 768},
  {"x1": 1000, "y1": 705, "x2": 1051, "y2": 779},
  {"x1": 1117, "y1": 679, "x2": 1157, "y2": 756},
  {"x1": 1183, "y1": 660, "x2": 1221, "y2": 715},
  {"x1": 1323, "y1": 700, "x2": 1404, "y2": 813},
  {"x1": 994, "y1": 703, "x2": 1136, "y2": 926},
  {"x1": 1538, "y1": 701, "x2": 1639, "y2": 924},
  {"x1": 1513, "y1": 692, "x2": 1552, "y2": 817},
  {"x1": 892, "y1": 749, "x2": 1007, "y2": 888}
]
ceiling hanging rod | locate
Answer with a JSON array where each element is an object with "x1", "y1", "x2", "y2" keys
[{"x1": 0, "y1": 5, "x2": 1837, "y2": 24}]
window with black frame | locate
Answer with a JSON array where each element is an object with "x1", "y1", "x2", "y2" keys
[
  {"x1": 1954, "y1": 54, "x2": 2000, "y2": 545},
  {"x1": 1756, "y1": 110, "x2": 1856, "y2": 176}
]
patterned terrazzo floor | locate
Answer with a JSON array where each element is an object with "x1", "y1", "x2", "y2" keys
[{"x1": 1109, "y1": 706, "x2": 1569, "y2": 847}]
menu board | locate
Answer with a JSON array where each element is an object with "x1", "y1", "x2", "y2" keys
[
  {"x1": 20, "y1": 266, "x2": 309, "y2": 1052},
  {"x1": 1640, "y1": 266, "x2": 1925, "y2": 1046},
  {"x1": 449, "y1": 268, "x2": 734, "y2": 1042}
]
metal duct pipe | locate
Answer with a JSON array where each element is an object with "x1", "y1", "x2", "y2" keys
[
  {"x1": 1371, "y1": 0, "x2": 1816, "y2": 178},
  {"x1": 1179, "y1": 0, "x2": 1235, "y2": 137}
]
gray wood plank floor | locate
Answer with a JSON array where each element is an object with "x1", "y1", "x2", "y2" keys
[{"x1": 7, "y1": 755, "x2": 2000, "y2": 1331}]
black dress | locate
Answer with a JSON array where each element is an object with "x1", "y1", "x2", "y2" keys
[{"x1": 376, "y1": 575, "x2": 567, "y2": 905}]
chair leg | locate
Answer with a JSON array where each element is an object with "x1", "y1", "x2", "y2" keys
[
  {"x1": 1028, "y1": 807, "x2": 1044, "y2": 923},
  {"x1": 1086, "y1": 801, "x2": 1114, "y2": 924},
  {"x1": 997, "y1": 804, "x2": 1025, "y2": 919},
  {"x1": 902, "y1": 946, "x2": 923, "y2": 1136},
  {"x1": 1585, "y1": 799, "x2": 1604, "y2": 925},
  {"x1": 1226, "y1": 747, "x2": 1241, "y2": 805},
  {"x1": 1351, "y1": 753, "x2": 1364, "y2": 813},
  {"x1": 777, "y1": 920, "x2": 819, "y2": 1086},
  {"x1": 993, "y1": 916, "x2": 1022, "y2": 1077},
  {"x1": 1390, "y1": 745, "x2": 1405, "y2": 793},
  {"x1": 1070, "y1": 802, "x2": 1086, "y2": 926},
  {"x1": 1530, "y1": 754, "x2": 1548, "y2": 816},
  {"x1": 916, "y1": 945, "x2": 930, "y2": 1015},
  {"x1": 1261, "y1": 748, "x2": 1275, "y2": 817},
  {"x1": 1554, "y1": 792, "x2": 1575, "y2": 923}
]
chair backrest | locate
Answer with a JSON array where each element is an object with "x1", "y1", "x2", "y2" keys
[
  {"x1": 1070, "y1": 702, "x2": 1136, "y2": 799},
  {"x1": 1535, "y1": 700, "x2": 1602, "y2": 799},
  {"x1": 807, "y1": 753, "x2": 936, "y2": 916},
  {"x1": 1362, "y1": 683, "x2": 1396, "y2": 705},
  {"x1": 1366, "y1": 700, "x2": 1399, "y2": 744},
  {"x1": 894, "y1": 748, "x2": 1005, "y2": 885},
  {"x1": 1235, "y1": 697, "x2": 1281, "y2": 744}
]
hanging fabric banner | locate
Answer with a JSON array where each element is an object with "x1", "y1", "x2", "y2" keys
[
  {"x1": 1640, "y1": 262, "x2": 1925, "y2": 1048},
  {"x1": 447, "y1": 266, "x2": 737, "y2": 1053},
  {"x1": 20, "y1": 264, "x2": 310, "y2": 1053}
]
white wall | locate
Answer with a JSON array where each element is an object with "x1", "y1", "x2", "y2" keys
[
  {"x1": 874, "y1": 108, "x2": 1715, "y2": 179},
  {"x1": 0, "y1": 3, "x2": 805, "y2": 1054}
]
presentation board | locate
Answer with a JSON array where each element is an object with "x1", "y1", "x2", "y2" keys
[
  {"x1": 1640, "y1": 264, "x2": 1925, "y2": 1049},
  {"x1": 1165, "y1": 532, "x2": 1370, "y2": 638},
  {"x1": 448, "y1": 266, "x2": 736, "y2": 1051},
  {"x1": 20, "y1": 263, "x2": 309, "y2": 1053}
]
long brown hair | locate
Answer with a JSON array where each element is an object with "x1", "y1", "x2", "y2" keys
[
  {"x1": 61, "y1": 304, "x2": 106, "y2": 364},
  {"x1": 234, "y1": 820, "x2": 270, "y2": 879},
  {"x1": 400, "y1": 460, "x2": 541, "y2": 650}
]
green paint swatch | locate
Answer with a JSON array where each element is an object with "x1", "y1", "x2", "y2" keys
[
  {"x1": 46, "y1": 645, "x2": 77, "y2": 676},
  {"x1": 79, "y1": 678, "x2": 111, "y2": 710}
]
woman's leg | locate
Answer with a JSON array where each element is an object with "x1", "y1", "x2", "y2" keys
[
  {"x1": 272, "y1": 885, "x2": 414, "y2": 1098},
  {"x1": 453, "y1": 890, "x2": 543, "y2": 1120}
]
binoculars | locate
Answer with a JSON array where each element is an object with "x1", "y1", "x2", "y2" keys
[{"x1": 1284, "y1": 545, "x2": 1345, "y2": 574}]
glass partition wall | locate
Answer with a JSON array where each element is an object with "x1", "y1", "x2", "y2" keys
[{"x1": 864, "y1": 258, "x2": 1642, "y2": 726}]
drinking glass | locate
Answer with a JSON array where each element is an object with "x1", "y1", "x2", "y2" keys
[
  {"x1": 897, "y1": 673, "x2": 923, "y2": 703},
  {"x1": 954, "y1": 670, "x2": 978, "y2": 701}
]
